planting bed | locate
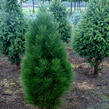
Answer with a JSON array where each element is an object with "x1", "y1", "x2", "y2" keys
[{"x1": 0, "y1": 47, "x2": 109, "y2": 109}]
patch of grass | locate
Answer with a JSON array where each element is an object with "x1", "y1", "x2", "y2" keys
[
  {"x1": 93, "y1": 91, "x2": 109, "y2": 102},
  {"x1": 100, "y1": 94, "x2": 109, "y2": 102},
  {"x1": 71, "y1": 63, "x2": 79, "y2": 69}
]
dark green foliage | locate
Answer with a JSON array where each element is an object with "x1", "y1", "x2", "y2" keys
[
  {"x1": 0, "y1": 0, "x2": 3, "y2": 21},
  {"x1": 72, "y1": 0, "x2": 109, "y2": 75},
  {"x1": 21, "y1": 7, "x2": 73, "y2": 109},
  {"x1": 49, "y1": 0, "x2": 72, "y2": 43},
  {"x1": 0, "y1": 0, "x2": 26, "y2": 65}
]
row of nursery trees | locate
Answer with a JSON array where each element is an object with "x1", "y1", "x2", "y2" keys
[
  {"x1": 0, "y1": 0, "x2": 73, "y2": 108},
  {"x1": 0, "y1": 0, "x2": 72, "y2": 65},
  {"x1": 0, "y1": 0, "x2": 109, "y2": 108},
  {"x1": 19, "y1": 0, "x2": 89, "y2": 4},
  {"x1": 20, "y1": 0, "x2": 89, "y2": 13},
  {"x1": 0, "y1": 0, "x2": 89, "y2": 14}
]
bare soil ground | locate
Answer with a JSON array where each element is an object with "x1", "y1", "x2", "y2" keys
[{"x1": 0, "y1": 48, "x2": 109, "y2": 109}]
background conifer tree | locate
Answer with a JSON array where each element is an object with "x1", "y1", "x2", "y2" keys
[
  {"x1": 21, "y1": 6, "x2": 73, "y2": 109},
  {"x1": 0, "y1": 0, "x2": 26, "y2": 65},
  {"x1": 72, "y1": 0, "x2": 109, "y2": 76},
  {"x1": 49, "y1": 0, "x2": 72, "y2": 43}
]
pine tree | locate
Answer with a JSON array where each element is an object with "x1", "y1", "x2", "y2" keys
[
  {"x1": 21, "y1": 7, "x2": 73, "y2": 109},
  {"x1": 72, "y1": 0, "x2": 109, "y2": 76},
  {"x1": 49, "y1": 0, "x2": 72, "y2": 43},
  {"x1": 0, "y1": 0, "x2": 26, "y2": 65}
]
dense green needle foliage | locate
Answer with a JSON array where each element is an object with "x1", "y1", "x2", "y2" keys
[
  {"x1": 49, "y1": 0, "x2": 72, "y2": 43},
  {"x1": 0, "y1": 0, "x2": 26, "y2": 65},
  {"x1": 21, "y1": 7, "x2": 73, "y2": 109},
  {"x1": 72, "y1": 0, "x2": 109, "y2": 75}
]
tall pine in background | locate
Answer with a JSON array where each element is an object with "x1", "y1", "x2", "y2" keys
[
  {"x1": 49, "y1": 0, "x2": 72, "y2": 43},
  {"x1": 21, "y1": 6, "x2": 73, "y2": 109},
  {"x1": 72, "y1": 0, "x2": 109, "y2": 76},
  {"x1": 0, "y1": 0, "x2": 26, "y2": 65}
]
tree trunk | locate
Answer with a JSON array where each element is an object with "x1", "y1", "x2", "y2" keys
[
  {"x1": 49, "y1": 0, "x2": 50, "y2": 4},
  {"x1": 20, "y1": 0, "x2": 22, "y2": 8},
  {"x1": 94, "y1": 59, "x2": 99, "y2": 76},
  {"x1": 42, "y1": 0, "x2": 44, "y2": 4},
  {"x1": 85, "y1": 2, "x2": 87, "y2": 10},
  {"x1": 74, "y1": 2, "x2": 76, "y2": 11},
  {"x1": 79, "y1": 1, "x2": 80, "y2": 11},
  {"x1": 70, "y1": 2, "x2": 73, "y2": 15},
  {"x1": 77, "y1": 2, "x2": 78, "y2": 10},
  {"x1": 32, "y1": 0, "x2": 35, "y2": 13}
]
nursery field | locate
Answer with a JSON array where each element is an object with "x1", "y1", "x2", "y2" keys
[
  {"x1": 0, "y1": 0, "x2": 109, "y2": 109},
  {"x1": 0, "y1": 47, "x2": 109, "y2": 109}
]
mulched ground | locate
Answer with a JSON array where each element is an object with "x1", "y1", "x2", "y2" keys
[{"x1": 0, "y1": 47, "x2": 109, "y2": 109}]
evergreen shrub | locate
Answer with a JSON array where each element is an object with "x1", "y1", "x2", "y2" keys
[
  {"x1": 72, "y1": 0, "x2": 109, "y2": 75},
  {"x1": 21, "y1": 6, "x2": 73, "y2": 109},
  {"x1": 49, "y1": 0, "x2": 72, "y2": 43},
  {"x1": 0, "y1": 0, "x2": 26, "y2": 65}
]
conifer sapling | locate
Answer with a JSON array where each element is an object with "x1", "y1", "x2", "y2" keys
[
  {"x1": 49, "y1": 0, "x2": 72, "y2": 43},
  {"x1": 21, "y1": 6, "x2": 73, "y2": 109},
  {"x1": 0, "y1": 0, "x2": 26, "y2": 65},
  {"x1": 72, "y1": 0, "x2": 109, "y2": 76}
]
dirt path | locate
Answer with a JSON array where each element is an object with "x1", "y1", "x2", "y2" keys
[{"x1": 0, "y1": 48, "x2": 109, "y2": 109}]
